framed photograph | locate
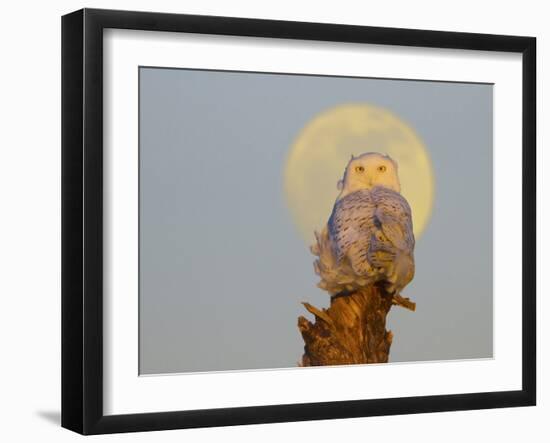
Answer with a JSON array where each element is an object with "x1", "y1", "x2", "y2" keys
[{"x1": 61, "y1": 8, "x2": 536, "y2": 435}]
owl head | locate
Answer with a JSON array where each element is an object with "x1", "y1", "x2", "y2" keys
[{"x1": 337, "y1": 152, "x2": 401, "y2": 198}]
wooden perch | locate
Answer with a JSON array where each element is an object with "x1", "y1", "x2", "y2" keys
[
  {"x1": 298, "y1": 286, "x2": 415, "y2": 366},
  {"x1": 392, "y1": 294, "x2": 416, "y2": 312}
]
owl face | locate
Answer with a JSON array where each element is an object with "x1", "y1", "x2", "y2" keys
[{"x1": 338, "y1": 153, "x2": 401, "y2": 198}]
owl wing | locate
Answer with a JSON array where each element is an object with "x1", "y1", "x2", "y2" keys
[
  {"x1": 327, "y1": 190, "x2": 375, "y2": 275},
  {"x1": 371, "y1": 187, "x2": 415, "y2": 253},
  {"x1": 369, "y1": 187, "x2": 415, "y2": 293}
]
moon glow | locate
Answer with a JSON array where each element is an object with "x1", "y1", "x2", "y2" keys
[{"x1": 284, "y1": 103, "x2": 435, "y2": 244}]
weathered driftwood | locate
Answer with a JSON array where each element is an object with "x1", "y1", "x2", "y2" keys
[{"x1": 298, "y1": 285, "x2": 415, "y2": 366}]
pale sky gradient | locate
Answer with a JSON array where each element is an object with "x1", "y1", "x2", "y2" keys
[{"x1": 139, "y1": 67, "x2": 493, "y2": 374}]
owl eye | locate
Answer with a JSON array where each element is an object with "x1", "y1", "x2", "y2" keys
[
  {"x1": 355, "y1": 166, "x2": 365, "y2": 173},
  {"x1": 377, "y1": 165, "x2": 387, "y2": 172}
]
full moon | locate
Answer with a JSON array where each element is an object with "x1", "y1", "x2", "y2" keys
[{"x1": 284, "y1": 103, "x2": 435, "y2": 244}]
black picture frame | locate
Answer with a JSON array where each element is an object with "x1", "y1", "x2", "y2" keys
[{"x1": 61, "y1": 8, "x2": 536, "y2": 435}]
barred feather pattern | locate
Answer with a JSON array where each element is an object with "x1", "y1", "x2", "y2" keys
[{"x1": 312, "y1": 186, "x2": 415, "y2": 296}]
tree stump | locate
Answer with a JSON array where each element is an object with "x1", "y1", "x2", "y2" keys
[{"x1": 298, "y1": 286, "x2": 415, "y2": 366}]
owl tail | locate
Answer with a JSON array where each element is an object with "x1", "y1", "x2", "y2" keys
[{"x1": 382, "y1": 251, "x2": 415, "y2": 295}]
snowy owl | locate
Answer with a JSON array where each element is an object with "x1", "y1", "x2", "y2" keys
[{"x1": 311, "y1": 152, "x2": 415, "y2": 296}]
